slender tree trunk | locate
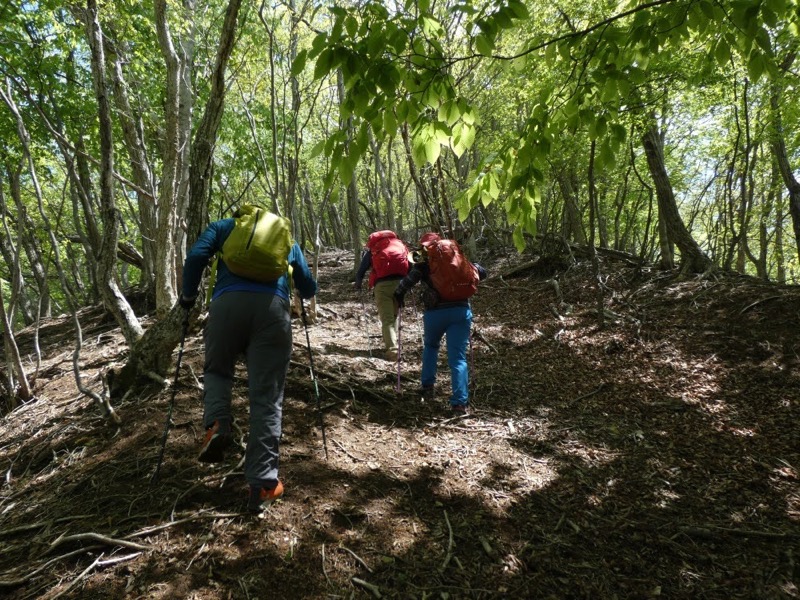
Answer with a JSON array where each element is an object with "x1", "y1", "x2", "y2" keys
[
  {"x1": 0, "y1": 169, "x2": 35, "y2": 325},
  {"x1": 107, "y1": 44, "x2": 158, "y2": 297},
  {"x1": 642, "y1": 122, "x2": 712, "y2": 274},
  {"x1": 1, "y1": 159, "x2": 52, "y2": 316},
  {"x1": 185, "y1": 0, "x2": 243, "y2": 248},
  {"x1": 153, "y1": 0, "x2": 183, "y2": 314},
  {"x1": 0, "y1": 280, "x2": 32, "y2": 403},
  {"x1": 86, "y1": 0, "x2": 144, "y2": 345},
  {"x1": 769, "y1": 77, "x2": 800, "y2": 263},
  {"x1": 558, "y1": 169, "x2": 585, "y2": 244}
]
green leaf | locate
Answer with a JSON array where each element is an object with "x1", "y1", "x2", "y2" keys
[
  {"x1": 507, "y1": 0, "x2": 530, "y2": 20},
  {"x1": 475, "y1": 34, "x2": 493, "y2": 56},
  {"x1": 309, "y1": 33, "x2": 328, "y2": 59},
  {"x1": 309, "y1": 139, "x2": 326, "y2": 159},
  {"x1": 384, "y1": 110, "x2": 397, "y2": 138},
  {"x1": 451, "y1": 122, "x2": 476, "y2": 157},
  {"x1": 512, "y1": 226, "x2": 525, "y2": 252},
  {"x1": 765, "y1": 0, "x2": 787, "y2": 16},
  {"x1": 314, "y1": 47, "x2": 333, "y2": 80},
  {"x1": 747, "y1": 50, "x2": 766, "y2": 82},
  {"x1": 345, "y1": 15, "x2": 358, "y2": 37},
  {"x1": 438, "y1": 100, "x2": 460, "y2": 126},
  {"x1": 291, "y1": 49, "x2": 307, "y2": 76},
  {"x1": 715, "y1": 40, "x2": 732, "y2": 65},
  {"x1": 339, "y1": 153, "x2": 356, "y2": 187}
]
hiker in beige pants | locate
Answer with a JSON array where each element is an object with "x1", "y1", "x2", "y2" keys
[
  {"x1": 373, "y1": 279, "x2": 402, "y2": 360},
  {"x1": 354, "y1": 230, "x2": 410, "y2": 361}
]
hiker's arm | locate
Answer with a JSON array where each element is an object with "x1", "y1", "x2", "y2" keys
[
  {"x1": 474, "y1": 263, "x2": 488, "y2": 281},
  {"x1": 394, "y1": 263, "x2": 427, "y2": 296},
  {"x1": 354, "y1": 249, "x2": 371, "y2": 289},
  {"x1": 182, "y1": 220, "x2": 232, "y2": 300},
  {"x1": 289, "y1": 242, "x2": 318, "y2": 299}
]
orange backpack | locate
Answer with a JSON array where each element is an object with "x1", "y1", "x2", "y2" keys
[
  {"x1": 366, "y1": 230, "x2": 409, "y2": 288},
  {"x1": 423, "y1": 238, "x2": 479, "y2": 301}
]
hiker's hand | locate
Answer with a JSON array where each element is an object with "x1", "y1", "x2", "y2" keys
[
  {"x1": 352, "y1": 281, "x2": 362, "y2": 291},
  {"x1": 393, "y1": 291, "x2": 405, "y2": 308},
  {"x1": 179, "y1": 294, "x2": 197, "y2": 310}
]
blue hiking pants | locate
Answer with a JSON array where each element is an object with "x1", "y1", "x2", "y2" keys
[
  {"x1": 421, "y1": 305, "x2": 472, "y2": 407},
  {"x1": 203, "y1": 291, "x2": 292, "y2": 488}
]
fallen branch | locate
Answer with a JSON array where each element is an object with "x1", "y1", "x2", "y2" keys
[
  {"x1": 49, "y1": 552, "x2": 104, "y2": 600},
  {"x1": 440, "y1": 510, "x2": 455, "y2": 572},
  {"x1": 49, "y1": 532, "x2": 151, "y2": 553},
  {"x1": 0, "y1": 515, "x2": 94, "y2": 538},
  {"x1": 472, "y1": 329, "x2": 497, "y2": 353},
  {"x1": 567, "y1": 383, "x2": 607, "y2": 407},
  {"x1": 352, "y1": 576, "x2": 382, "y2": 598},
  {"x1": 0, "y1": 546, "x2": 101, "y2": 588},
  {"x1": 680, "y1": 526, "x2": 799, "y2": 541},
  {"x1": 739, "y1": 295, "x2": 782, "y2": 315},
  {"x1": 337, "y1": 545, "x2": 373, "y2": 573}
]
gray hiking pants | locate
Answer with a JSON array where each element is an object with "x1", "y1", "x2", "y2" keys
[{"x1": 203, "y1": 291, "x2": 291, "y2": 488}]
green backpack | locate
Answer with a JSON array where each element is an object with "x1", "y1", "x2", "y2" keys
[{"x1": 221, "y1": 205, "x2": 292, "y2": 282}]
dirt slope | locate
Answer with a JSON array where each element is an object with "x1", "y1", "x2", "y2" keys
[{"x1": 1, "y1": 250, "x2": 799, "y2": 599}]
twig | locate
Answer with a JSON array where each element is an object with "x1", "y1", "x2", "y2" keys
[
  {"x1": 680, "y1": 526, "x2": 799, "y2": 540},
  {"x1": 95, "y1": 552, "x2": 141, "y2": 567},
  {"x1": 337, "y1": 545, "x2": 373, "y2": 573},
  {"x1": 49, "y1": 532, "x2": 151, "y2": 552},
  {"x1": 440, "y1": 510, "x2": 454, "y2": 572},
  {"x1": 321, "y1": 543, "x2": 331, "y2": 586},
  {"x1": 0, "y1": 546, "x2": 101, "y2": 588},
  {"x1": 0, "y1": 515, "x2": 94, "y2": 538},
  {"x1": 472, "y1": 329, "x2": 497, "y2": 353},
  {"x1": 739, "y1": 295, "x2": 781, "y2": 314},
  {"x1": 567, "y1": 383, "x2": 607, "y2": 406},
  {"x1": 333, "y1": 439, "x2": 363, "y2": 462},
  {"x1": 49, "y1": 552, "x2": 104, "y2": 600},
  {"x1": 352, "y1": 576, "x2": 382, "y2": 598}
]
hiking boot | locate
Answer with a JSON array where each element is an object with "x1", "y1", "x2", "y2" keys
[
  {"x1": 247, "y1": 481, "x2": 285, "y2": 512},
  {"x1": 198, "y1": 420, "x2": 232, "y2": 463},
  {"x1": 451, "y1": 404, "x2": 469, "y2": 417},
  {"x1": 419, "y1": 386, "x2": 435, "y2": 400},
  {"x1": 385, "y1": 349, "x2": 398, "y2": 361}
]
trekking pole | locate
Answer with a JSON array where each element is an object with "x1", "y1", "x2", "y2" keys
[
  {"x1": 301, "y1": 301, "x2": 328, "y2": 460},
  {"x1": 469, "y1": 328, "x2": 476, "y2": 395},
  {"x1": 395, "y1": 308, "x2": 402, "y2": 393},
  {"x1": 151, "y1": 310, "x2": 190, "y2": 485}
]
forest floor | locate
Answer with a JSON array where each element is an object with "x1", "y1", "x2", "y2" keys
[{"x1": 1, "y1": 248, "x2": 799, "y2": 599}]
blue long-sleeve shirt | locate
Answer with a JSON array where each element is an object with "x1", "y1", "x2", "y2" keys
[{"x1": 182, "y1": 218, "x2": 318, "y2": 302}]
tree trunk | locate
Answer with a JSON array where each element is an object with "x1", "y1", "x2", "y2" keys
[
  {"x1": 769, "y1": 77, "x2": 800, "y2": 263},
  {"x1": 107, "y1": 44, "x2": 158, "y2": 297},
  {"x1": 642, "y1": 123, "x2": 712, "y2": 274},
  {"x1": 185, "y1": 0, "x2": 243, "y2": 248},
  {"x1": 86, "y1": 0, "x2": 144, "y2": 345},
  {"x1": 0, "y1": 281, "x2": 31, "y2": 403},
  {"x1": 1, "y1": 159, "x2": 53, "y2": 316},
  {"x1": 153, "y1": 0, "x2": 183, "y2": 315},
  {"x1": 558, "y1": 169, "x2": 586, "y2": 244}
]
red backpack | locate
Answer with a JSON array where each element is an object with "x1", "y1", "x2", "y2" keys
[
  {"x1": 423, "y1": 238, "x2": 479, "y2": 301},
  {"x1": 367, "y1": 230, "x2": 409, "y2": 288}
]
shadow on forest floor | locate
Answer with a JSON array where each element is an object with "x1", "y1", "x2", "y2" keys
[{"x1": 1, "y1": 250, "x2": 799, "y2": 599}]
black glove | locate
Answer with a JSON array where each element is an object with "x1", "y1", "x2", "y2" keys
[
  {"x1": 393, "y1": 291, "x2": 405, "y2": 308},
  {"x1": 179, "y1": 293, "x2": 197, "y2": 310},
  {"x1": 352, "y1": 280, "x2": 362, "y2": 291}
]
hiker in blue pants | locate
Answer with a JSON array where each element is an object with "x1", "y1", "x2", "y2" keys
[
  {"x1": 180, "y1": 213, "x2": 317, "y2": 512},
  {"x1": 393, "y1": 232, "x2": 487, "y2": 416}
]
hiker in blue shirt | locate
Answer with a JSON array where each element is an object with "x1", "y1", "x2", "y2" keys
[
  {"x1": 180, "y1": 212, "x2": 317, "y2": 512},
  {"x1": 393, "y1": 232, "x2": 487, "y2": 416}
]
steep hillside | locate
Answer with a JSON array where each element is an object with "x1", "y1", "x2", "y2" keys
[{"x1": 1, "y1": 250, "x2": 799, "y2": 599}]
